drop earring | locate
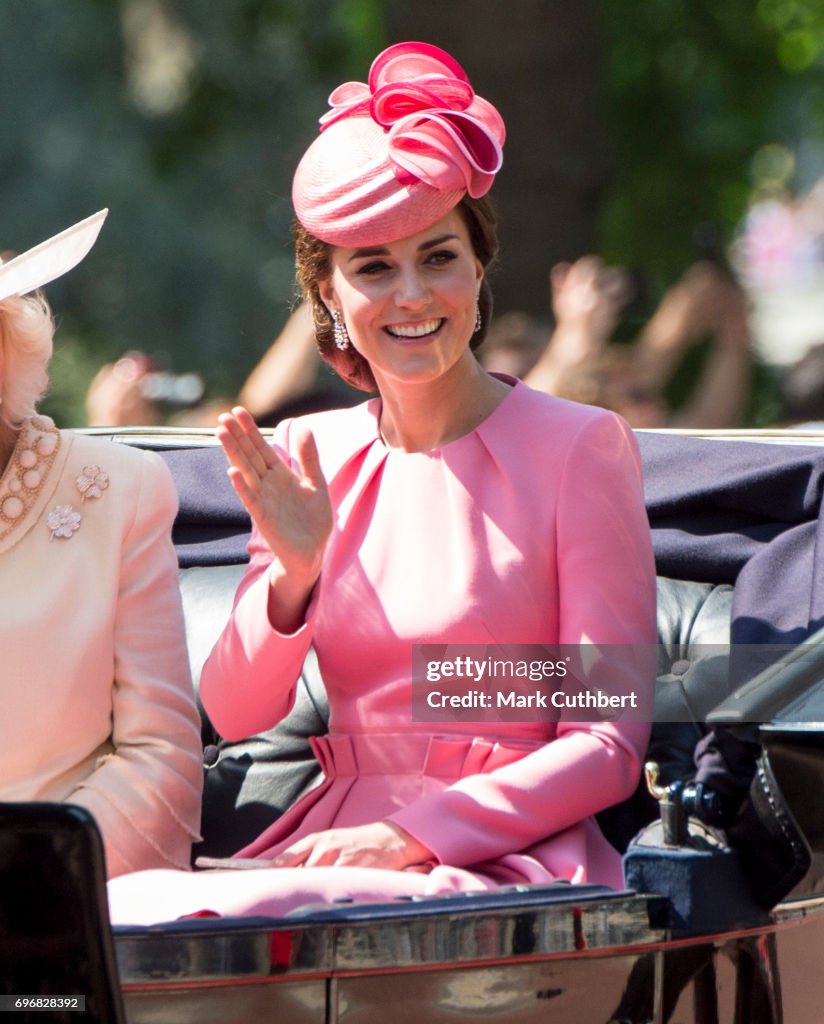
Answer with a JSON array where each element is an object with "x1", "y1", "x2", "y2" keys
[
  {"x1": 474, "y1": 299, "x2": 482, "y2": 333},
  {"x1": 332, "y1": 310, "x2": 350, "y2": 350}
]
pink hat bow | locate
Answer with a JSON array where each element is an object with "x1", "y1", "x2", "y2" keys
[{"x1": 318, "y1": 42, "x2": 505, "y2": 199}]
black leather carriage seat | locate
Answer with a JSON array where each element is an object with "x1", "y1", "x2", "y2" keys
[{"x1": 179, "y1": 564, "x2": 733, "y2": 859}]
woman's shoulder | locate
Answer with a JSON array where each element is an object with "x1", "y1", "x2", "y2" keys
[
  {"x1": 63, "y1": 430, "x2": 175, "y2": 506},
  {"x1": 510, "y1": 380, "x2": 622, "y2": 428},
  {"x1": 490, "y1": 380, "x2": 635, "y2": 453},
  {"x1": 272, "y1": 397, "x2": 379, "y2": 469},
  {"x1": 65, "y1": 429, "x2": 170, "y2": 472},
  {"x1": 288, "y1": 397, "x2": 377, "y2": 439}
]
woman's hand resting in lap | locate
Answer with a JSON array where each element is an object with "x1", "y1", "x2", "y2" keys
[
  {"x1": 216, "y1": 406, "x2": 333, "y2": 632},
  {"x1": 270, "y1": 822, "x2": 435, "y2": 873}
]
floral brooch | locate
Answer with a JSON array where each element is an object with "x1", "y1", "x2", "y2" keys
[
  {"x1": 44, "y1": 463, "x2": 110, "y2": 541},
  {"x1": 76, "y1": 465, "x2": 109, "y2": 503},
  {"x1": 47, "y1": 505, "x2": 81, "y2": 541}
]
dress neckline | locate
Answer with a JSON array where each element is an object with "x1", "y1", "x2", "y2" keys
[{"x1": 369, "y1": 373, "x2": 521, "y2": 456}]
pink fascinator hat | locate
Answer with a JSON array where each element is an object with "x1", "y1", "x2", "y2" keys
[
  {"x1": 0, "y1": 209, "x2": 108, "y2": 302},
  {"x1": 292, "y1": 42, "x2": 505, "y2": 247}
]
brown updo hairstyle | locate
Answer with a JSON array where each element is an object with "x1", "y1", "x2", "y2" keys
[{"x1": 293, "y1": 194, "x2": 498, "y2": 392}]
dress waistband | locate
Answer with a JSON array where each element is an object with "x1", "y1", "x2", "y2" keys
[{"x1": 309, "y1": 732, "x2": 546, "y2": 779}]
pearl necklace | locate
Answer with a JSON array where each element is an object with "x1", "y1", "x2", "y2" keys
[{"x1": 0, "y1": 416, "x2": 61, "y2": 540}]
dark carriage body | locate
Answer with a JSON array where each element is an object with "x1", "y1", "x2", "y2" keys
[{"x1": 6, "y1": 425, "x2": 824, "y2": 1024}]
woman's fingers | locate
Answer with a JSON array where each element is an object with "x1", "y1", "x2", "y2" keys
[
  {"x1": 270, "y1": 830, "x2": 353, "y2": 869},
  {"x1": 270, "y1": 834, "x2": 315, "y2": 868},
  {"x1": 218, "y1": 410, "x2": 332, "y2": 583},
  {"x1": 217, "y1": 422, "x2": 265, "y2": 494},
  {"x1": 216, "y1": 408, "x2": 276, "y2": 483},
  {"x1": 218, "y1": 409, "x2": 303, "y2": 504},
  {"x1": 232, "y1": 407, "x2": 280, "y2": 466},
  {"x1": 293, "y1": 427, "x2": 329, "y2": 497},
  {"x1": 267, "y1": 823, "x2": 433, "y2": 871},
  {"x1": 225, "y1": 466, "x2": 266, "y2": 524}
]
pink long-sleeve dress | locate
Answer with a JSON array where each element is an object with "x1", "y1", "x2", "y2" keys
[{"x1": 108, "y1": 378, "x2": 657, "y2": 924}]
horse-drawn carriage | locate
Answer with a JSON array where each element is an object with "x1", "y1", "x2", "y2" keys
[{"x1": 6, "y1": 424, "x2": 824, "y2": 1024}]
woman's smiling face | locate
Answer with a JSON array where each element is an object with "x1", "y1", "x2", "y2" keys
[{"x1": 318, "y1": 209, "x2": 483, "y2": 390}]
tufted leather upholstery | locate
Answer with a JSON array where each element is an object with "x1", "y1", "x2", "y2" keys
[
  {"x1": 179, "y1": 565, "x2": 327, "y2": 858},
  {"x1": 650, "y1": 579, "x2": 733, "y2": 788},
  {"x1": 180, "y1": 565, "x2": 734, "y2": 859}
]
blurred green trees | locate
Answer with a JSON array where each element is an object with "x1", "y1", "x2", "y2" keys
[
  {"x1": 601, "y1": 0, "x2": 824, "y2": 291},
  {"x1": 2, "y1": 0, "x2": 383, "y2": 423},
  {"x1": 2, "y1": 0, "x2": 822, "y2": 424}
]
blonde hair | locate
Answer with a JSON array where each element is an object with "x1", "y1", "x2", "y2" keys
[{"x1": 0, "y1": 292, "x2": 54, "y2": 428}]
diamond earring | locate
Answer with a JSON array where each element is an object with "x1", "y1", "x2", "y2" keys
[
  {"x1": 332, "y1": 310, "x2": 350, "y2": 351},
  {"x1": 474, "y1": 300, "x2": 482, "y2": 333}
]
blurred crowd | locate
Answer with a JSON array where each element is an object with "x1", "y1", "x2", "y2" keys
[
  {"x1": 516, "y1": 255, "x2": 751, "y2": 430},
  {"x1": 85, "y1": 221, "x2": 824, "y2": 433}
]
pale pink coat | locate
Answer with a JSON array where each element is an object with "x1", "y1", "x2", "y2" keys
[
  {"x1": 1, "y1": 417, "x2": 203, "y2": 877},
  {"x1": 108, "y1": 380, "x2": 657, "y2": 923}
]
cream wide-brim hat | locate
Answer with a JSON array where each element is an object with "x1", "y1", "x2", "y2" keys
[{"x1": 0, "y1": 209, "x2": 108, "y2": 302}]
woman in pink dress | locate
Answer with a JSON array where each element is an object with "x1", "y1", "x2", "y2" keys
[{"x1": 108, "y1": 41, "x2": 657, "y2": 923}]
